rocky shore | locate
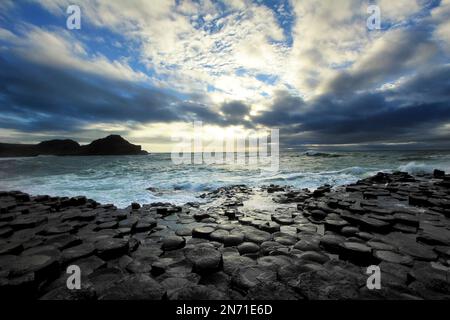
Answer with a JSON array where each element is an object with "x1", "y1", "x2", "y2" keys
[{"x1": 1, "y1": 170, "x2": 450, "y2": 300}]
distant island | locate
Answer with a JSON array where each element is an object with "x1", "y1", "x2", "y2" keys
[{"x1": 0, "y1": 135, "x2": 148, "y2": 157}]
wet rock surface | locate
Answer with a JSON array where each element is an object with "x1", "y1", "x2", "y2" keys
[{"x1": 1, "y1": 171, "x2": 450, "y2": 299}]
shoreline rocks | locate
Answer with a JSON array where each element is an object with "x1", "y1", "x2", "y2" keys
[{"x1": 1, "y1": 170, "x2": 450, "y2": 299}]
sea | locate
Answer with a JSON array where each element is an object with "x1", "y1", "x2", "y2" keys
[{"x1": 1, "y1": 150, "x2": 450, "y2": 208}]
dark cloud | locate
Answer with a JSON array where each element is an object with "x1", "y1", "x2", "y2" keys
[
  {"x1": 323, "y1": 28, "x2": 439, "y2": 95},
  {"x1": 0, "y1": 52, "x2": 245, "y2": 136},
  {"x1": 254, "y1": 60, "x2": 450, "y2": 148}
]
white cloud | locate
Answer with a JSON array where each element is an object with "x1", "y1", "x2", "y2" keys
[
  {"x1": 5, "y1": 26, "x2": 148, "y2": 82},
  {"x1": 431, "y1": 0, "x2": 450, "y2": 54}
]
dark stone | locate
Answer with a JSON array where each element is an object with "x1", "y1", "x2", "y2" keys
[
  {"x1": 95, "y1": 221, "x2": 118, "y2": 231},
  {"x1": 433, "y1": 169, "x2": 445, "y2": 179},
  {"x1": 358, "y1": 216, "x2": 390, "y2": 233},
  {"x1": 131, "y1": 203, "x2": 141, "y2": 210},
  {"x1": 40, "y1": 283, "x2": 96, "y2": 300},
  {"x1": 99, "y1": 274, "x2": 164, "y2": 300},
  {"x1": 246, "y1": 281, "x2": 299, "y2": 300},
  {"x1": 297, "y1": 251, "x2": 330, "y2": 264},
  {"x1": 185, "y1": 247, "x2": 222, "y2": 274},
  {"x1": 168, "y1": 284, "x2": 227, "y2": 300},
  {"x1": 244, "y1": 229, "x2": 271, "y2": 244},
  {"x1": 209, "y1": 229, "x2": 229, "y2": 242},
  {"x1": 231, "y1": 266, "x2": 276, "y2": 291},
  {"x1": 257, "y1": 256, "x2": 291, "y2": 271},
  {"x1": 373, "y1": 250, "x2": 413, "y2": 265},
  {"x1": 95, "y1": 238, "x2": 129, "y2": 260},
  {"x1": 134, "y1": 219, "x2": 156, "y2": 232},
  {"x1": 259, "y1": 221, "x2": 280, "y2": 233},
  {"x1": 192, "y1": 226, "x2": 215, "y2": 239},
  {"x1": 320, "y1": 234, "x2": 345, "y2": 253},
  {"x1": 87, "y1": 268, "x2": 124, "y2": 297},
  {"x1": 223, "y1": 255, "x2": 256, "y2": 275},
  {"x1": 45, "y1": 234, "x2": 81, "y2": 250},
  {"x1": 0, "y1": 241, "x2": 23, "y2": 255},
  {"x1": 338, "y1": 242, "x2": 375, "y2": 266},
  {"x1": 61, "y1": 243, "x2": 96, "y2": 264},
  {"x1": 223, "y1": 233, "x2": 245, "y2": 247},
  {"x1": 237, "y1": 242, "x2": 260, "y2": 255},
  {"x1": 9, "y1": 216, "x2": 47, "y2": 230},
  {"x1": 290, "y1": 269, "x2": 360, "y2": 299},
  {"x1": 0, "y1": 227, "x2": 13, "y2": 238},
  {"x1": 161, "y1": 236, "x2": 186, "y2": 251},
  {"x1": 10, "y1": 254, "x2": 59, "y2": 282}
]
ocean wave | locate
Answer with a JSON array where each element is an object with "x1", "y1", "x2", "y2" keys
[
  {"x1": 397, "y1": 161, "x2": 449, "y2": 175},
  {"x1": 303, "y1": 150, "x2": 343, "y2": 158}
]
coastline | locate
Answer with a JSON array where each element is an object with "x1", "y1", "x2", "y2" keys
[{"x1": 1, "y1": 170, "x2": 450, "y2": 300}]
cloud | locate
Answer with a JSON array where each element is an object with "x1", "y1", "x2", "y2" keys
[
  {"x1": 1, "y1": 0, "x2": 449, "y2": 150},
  {"x1": 321, "y1": 27, "x2": 439, "y2": 94}
]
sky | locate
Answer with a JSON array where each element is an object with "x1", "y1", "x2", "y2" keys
[{"x1": 0, "y1": 0, "x2": 449, "y2": 152}]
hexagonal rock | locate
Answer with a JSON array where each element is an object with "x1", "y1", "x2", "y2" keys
[
  {"x1": 324, "y1": 218, "x2": 349, "y2": 232},
  {"x1": 297, "y1": 251, "x2": 330, "y2": 264},
  {"x1": 95, "y1": 238, "x2": 129, "y2": 260},
  {"x1": 246, "y1": 281, "x2": 299, "y2": 300},
  {"x1": 338, "y1": 242, "x2": 375, "y2": 266},
  {"x1": 45, "y1": 234, "x2": 81, "y2": 250},
  {"x1": 310, "y1": 210, "x2": 327, "y2": 220},
  {"x1": 257, "y1": 256, "x2": 292, "y2": 271},
  {"x1": 271, "y1": 215, "x2": 294, "y2": 225},
  {"x1": 259, "y1": 221, "x2": 280, "y2": 233},
  {"x1": 244, "y1": 229, "x2": 271, "y2": 244},
  {"x1": 22, "y1": 245, "x2": 60, "y2": 260},
  {"x1": 175, "y1": 228, "x2": 192, "y2": 237},
  {"x1": 273, "y1": 233, "x2": 297, "y2": 246},
  {"x1": 398, "y1": 242, "x2": 438, "y2": 261},
  {"x1": 0, "y1": 241, "x2": 23, "y2": 255},
  {"x1": 367, "y1": 240, "x2": 396, "y2": 251},
  {"x1": 320, "y1": 234, "x2": 345, "y2": 253},
  {"x1": 393, "y1": 213, "x2": 419, "y2": 227},
  {"x1": 209, "y1": 229, "x2": 229, "y2": 243},
  {"x1": 373, "y1": 250, "x2": 413, "y2": 265},
  {"x1": 408, "y1": 263, "x2": 450, "y2": 296},
  {"x1": 418, "y1": 224, "x2": 450, "y2": 246},
  {"x1": 10, "y1": 254, "x2": 59, "y2": 281},
  {"x1": 358, "y1": 216, "x2": 391, "y2": 233},
  {"x1": 192, "y1": 226, "x2": 215, "y2": 239},
  {"x1": 168, "y1": 284, "x2": 227, "y2": 300},
  {"x1": 223, "y1": 255, "x2": 256, "y2": 275},
  {"x1": 294, "y1": 238, "x2": 320, "y2": 251},
  {"x1": 160, "y1": 277, "x2": 191, "y2": 295},
  {"x1": 223, "y1": 233, "x2": 245, "y2": 247},
  {"x1": 237, "y1": 242, "x2": 260, "y2": 255},
  {"x1": 134, "y1": 220, "x2": 157, "y2": 233},
  {"x1": 161, "y1": 236, "x2": 186, "y2": 251},
  {"x1": 0, "y1": 227, "x2": 13, "y2": 238},
  {"x1": 95, "y1": 221, "x2": 118, "y2": 231},
  {"x1": 40, "y1": 283, "x2": 97, "y2": 300},
  {"x1": 75, "y1": 255, "x2": 106, "y2": 277},
  {"x1": 296, "y1": 225, "x2": 318, "y2": 233},
  {"x1": 100, "y1": 273, "x2": 164, "y2": 300},
  {"x1": 61, "y1": 243, "x2": 96, "y2": 264},
  {"x1": 9, "y1": 216, "x2": 47, "y2": 231},
  {"x1": 231, "y1": 265, "x2": 276, "y2": 291},
  {"x1": 290, "y1": 269, "x2": 360, "y2": 300},
  {"x1": 118, "y1": 217, "x2": 138, "y2": 229},
  {"x1": 185, "y1": 247, "x2": 222, "y2": 274}
]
